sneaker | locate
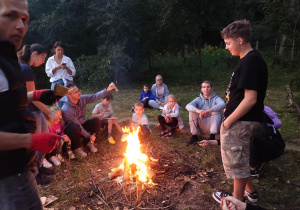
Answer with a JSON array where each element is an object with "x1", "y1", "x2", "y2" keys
[
  {"x1": 49, "y1": 156, "x2": 61, "y2": 166},
  {"x1": 35, "y1": 174, "x2": 54, "y2": 185},
  {"x1": 212, "y1": 192, "x2": 233, "y2": 203},
  {"x1": 250, "y1": 169, "x2": 259, "y2": 178},
  {"x1": 130, "y1": 106, "x2": 134, "y2": 112},
  {"x1": 108, "y1": 136, "x2": 116, "y2": 144},
  {"x1": 159, "y1": 106, "x2": 164, "y2": 110},
  {"x1": 158, "y1": 130, "x2": 169, "y2": 137},
  {"x1": 166, "y1": 132, "x2": 174, "y2": 138},
  {"x1": 244, "y1": 189, "x2": 258, "y2": 203},
  {"x1": 186, "y1": 135, "x2": 199, "y2": 146},
  {"x1": 57, "y1": 154, "x2": 65, "y2": 163},
  {"x1": 74, "y1": 147, "x2": 87, "y2": 158},
  {"x1": 67, "y1": 151, "x2": 76, "y2": 160},
  {"x1": 87, "y1": 142, "x2": 98, "y2": 153},
  {"x1": 38, "y1": 167, "x2": 55, "y2": 175},
  {"x1": 42, "y1": 158, "x2": 53, "y2": 168}
]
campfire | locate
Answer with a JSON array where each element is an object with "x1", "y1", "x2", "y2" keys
[{"x1": 108, "y1": 126, "x2": 155, "y2": 185}]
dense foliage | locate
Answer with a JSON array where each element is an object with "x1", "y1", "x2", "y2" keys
[{"x1": 25, "y1": 0, "x2": 300, "y2": 88}]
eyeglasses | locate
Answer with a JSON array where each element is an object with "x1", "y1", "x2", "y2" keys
[{"x1": 156, "y1": 79, "x2": 162, "y2": 81}]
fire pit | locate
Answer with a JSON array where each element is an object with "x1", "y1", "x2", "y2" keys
[{"x1": 108, "y1": 126, "x2": 156, "y2": 185}]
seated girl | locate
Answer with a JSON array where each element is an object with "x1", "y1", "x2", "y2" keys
[
  {"x1": 46, "y1": 107, "x2": 75, "y2": 166},
  {"x1": 157, "y1": 94, "x2": 184, "y2": 138}
]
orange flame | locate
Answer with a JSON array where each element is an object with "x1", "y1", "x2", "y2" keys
[{"x1": 120, "y1": 126, "x2": 153, "y2": 184}]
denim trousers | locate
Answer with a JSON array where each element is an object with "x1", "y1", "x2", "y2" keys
[{"x1": 0, "y1": 170, "x2": 42, "y2": 210}]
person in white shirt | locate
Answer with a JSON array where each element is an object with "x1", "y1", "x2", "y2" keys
[{"x1": 45, "y1": 41, "x2": 76, "y2": 90}]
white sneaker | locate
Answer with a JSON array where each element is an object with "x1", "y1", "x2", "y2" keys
[
  {"x1": 42, "y1": 158, "x2": 53, "y2": 168},
  {"x1": 74, "y1": 147, "x2": 87, "y2": 158},
  {"x1": 87, "y1": 142, "x2": 97, "y2": 153},
  {"x1": 49, "y1": 156, "x2": 61, "y2": 166},
  {"x1": 67, "y1": 151, "x2": 76, "y2": 160},
  {"x1": 159, "y1": 106, "x2": 164, "y2": 110},
  {"x1": 57, "y1": 154, "x2": 65, "y2": 162}
]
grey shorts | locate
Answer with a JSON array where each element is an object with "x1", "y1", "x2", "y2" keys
[{"x1": 220, "y1": 121, "x2": 260, "y2": 179}]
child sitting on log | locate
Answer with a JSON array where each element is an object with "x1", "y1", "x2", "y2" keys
[{"x1": 92, "y1": 93, "x2": 124, "y2": 144}]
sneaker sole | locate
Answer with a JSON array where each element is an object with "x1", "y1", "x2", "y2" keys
[
  {"x1": 212, "y1": 193, "x2": 221, "y2": 203},
  {"x1": 244, "y1": 191, "x2": 258, "y2": 203}
]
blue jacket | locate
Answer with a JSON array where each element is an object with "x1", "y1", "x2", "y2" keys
[
  {"x1": 139, "y1": 90, "x2": 155, "y2": 102},
  {"x1": 59, "y1": 89, "x2": 108, "y2": 138}
]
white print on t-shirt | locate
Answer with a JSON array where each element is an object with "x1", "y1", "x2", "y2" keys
[{"x1": 0, "y1": 68, "x2": 9, "y2": 92}]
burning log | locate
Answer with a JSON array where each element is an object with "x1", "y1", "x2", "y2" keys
[
  {"x1": 108, "y1": 168, "x2": 123, "y2": 180},
  {"x1": 123, "y1": 158, "x2": 131, "y2": 182}
]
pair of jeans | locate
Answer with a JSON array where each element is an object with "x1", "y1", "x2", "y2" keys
[
  {"x1": 31, "y1": 111, "x2": 49, "y2": 171},
  {"x1": 64, "y1": 118, "x2": 101, "y2": 150},
  {"x1": 0, "y1": 170, "x2": 42, "y2": 210},
  {"x1": 51, "y1": 79, "x2": 73, "y2": 107}
]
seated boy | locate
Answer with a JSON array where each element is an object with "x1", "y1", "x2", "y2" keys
[
  {"x1": 130, "y1": 101, "x2": 151, "y2": 141},
  {"x1": 92, "y1": 93, "x2": 123, "y2": 144}
]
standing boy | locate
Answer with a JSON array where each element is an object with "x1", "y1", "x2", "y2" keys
[
  {"x1": 213, "y1": 20, "x2": 268, "y2": 203},
  {"x1": 92, "y1": 93, "x2": 124, "y2": 144},
  {"x1": 131, "y1": 101, "x2": 151, "y2": 141}
]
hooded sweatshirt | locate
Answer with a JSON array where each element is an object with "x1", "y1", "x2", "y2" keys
[
  {"x1": 59, "y1": 89, "x2": 108, "y2": 138},
  {"x1": 186, "y1": 92, "x2": 225, "y2": 113}
]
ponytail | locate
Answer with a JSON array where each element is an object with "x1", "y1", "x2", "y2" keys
[{"x1": 17, "y1": 44, "x2": 47, "y2": 64}]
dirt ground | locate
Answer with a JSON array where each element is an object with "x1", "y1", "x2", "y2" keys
[{"x1": 40, "y1": 124, "x2": 227, "y2": 210}]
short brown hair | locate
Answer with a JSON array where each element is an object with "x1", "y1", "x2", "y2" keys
[
  {"x1": 201, "y1": 80, "x2": 212, "y2": 88},
  {"x1": 221, "y1": 19, "x2": 252, "y2": 43},
  {"x1": 134, "y1": 101, "x2": 144, "y2": 108}
]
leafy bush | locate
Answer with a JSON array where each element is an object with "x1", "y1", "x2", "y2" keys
[{"x1": 140, "y1": 45, "x2": 232, "y2": 85}]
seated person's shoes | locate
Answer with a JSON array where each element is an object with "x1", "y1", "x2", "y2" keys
[
  {"x1": 39, "y1": 167, "x2": 55, "y2": 175},
  {"x1": 49, "y1": 156, "x2": 61, "y2": 166},
  {"x1": 158, "y1": 130, "x2": 169, "y2": 137},
  {"x1": 42, "y1": 158, "x2": 53, "y2": 168},
  {"x1": 74, "y1": 147, "x2": 87, "y2": 158},
  {"x1": 87, "y1": 142, "x2": 97, "y2": 153},
  {"x1": 67, "y1": 150, "x2": 76, "y2": 159},
  {"x1": 108, "y1": 136, "x2": 116, "y2": 144},
  {"x1": 57, "y1": 154, "x2": 65, "y2": 162},
  {"x1": 166, "y1": 132, "x2": 174, "y2": 138},
  {"x1": 186, "y1": 135, "x2": 199, "y2": 146},
  {"x1": 35, "y1": 173, "x2": 54, "y2": 185}
]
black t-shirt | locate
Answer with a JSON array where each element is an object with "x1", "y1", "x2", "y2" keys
[
  {"x1": 224, "y1": 50, "x2": 268, "y2": 122},
  {"x1": 20, "y1": 62, "x2": 39, "y2": 111}
]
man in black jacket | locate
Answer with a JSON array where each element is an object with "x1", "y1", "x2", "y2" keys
[{"x1": 0, "y1": 0, "x2": 61, "y2": 209}]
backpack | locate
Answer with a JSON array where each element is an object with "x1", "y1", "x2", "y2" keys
[
  {"x1": 251, "y1": 107, "x2": 285, "y2": 164},
  {"x1": 263, "y1": 106, "x2": 282, "y2": 133}
]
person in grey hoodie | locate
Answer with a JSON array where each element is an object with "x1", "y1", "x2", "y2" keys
[
  {"x1": 149, "y1": 75, "x2": 169, "y2": 109},
  {"x1": 58, "y1": 82, "x2": 118, "y2": 158},
  {"x1": 186, "y1": 81, "x2": 225, "y2": 146}
]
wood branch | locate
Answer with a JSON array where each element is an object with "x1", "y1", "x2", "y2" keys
[{"x1": 286, "y1": 81, "x2": 300, "y2": 129}]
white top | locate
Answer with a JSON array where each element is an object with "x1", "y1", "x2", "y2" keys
[
  {"x1": 157, "y1": 86, "x2": 164, "y2": 97},
  {"x1": 0, "y1": 68, "x2": 9, "y2": 92},
  {"x1": 45, "y1": 55, "x2": 76, "y2": 83},
  {"x1": 92, "y1": 103, "x2": 114, "y2": 119}
]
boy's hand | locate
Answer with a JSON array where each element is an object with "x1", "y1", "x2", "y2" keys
[
  {"x1": 90, "y1": 134, "x2": 96, "y2": 143},
  {"x1": 107, "y1": 82, "x2": 118, "y2": 92}
]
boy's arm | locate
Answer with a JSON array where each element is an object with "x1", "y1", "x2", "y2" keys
[{"x1": 224, "y1": 89, "x2": 257, "y2": 129}]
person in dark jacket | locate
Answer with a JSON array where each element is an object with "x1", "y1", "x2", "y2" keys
[{"x1": 0, "y1": 0, "x2": 61, "y2": 209}]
